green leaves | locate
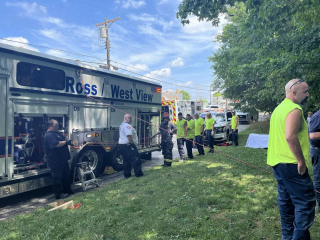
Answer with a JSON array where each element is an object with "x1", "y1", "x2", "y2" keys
[{"x1": 178, "y1": 0, "x2": 320, "y2": 114}]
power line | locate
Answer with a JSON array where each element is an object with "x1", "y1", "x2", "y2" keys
[
  {"x1": 110, "y1": 60, "x2": 211, "y2": 87},
  {"x1": 0, "y1": 38, "x2": 212, "y2": 90}
]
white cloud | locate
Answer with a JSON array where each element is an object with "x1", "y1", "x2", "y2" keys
[
  {"x1": 39, "y1": 29, "x2": 67, "y2": 43},
  {"x1": 128, "y1": 13, "x2": 176, "y2": 31},
  {"x1": 171, "y1": 57, "x2": 184, "y2": 67},
  {"x1": 0, "y1": 37, "x2": 40, "y2": 52},
  {"x1": 42, "y1": 17, "x2": 68, "y2": 28},
  {"x1": 185, "y1": 81, "x2": 193, "y2": 86},
  {"x1": 6, "y1": 2, "x2": 47, "y2": 15},
  {"x1": 120, "y1": 0, "x2": 145, "y2": 9},
  {"x1": 45, "y1": 49, "x2": 69, "y2": 58},
  {"x1": 182, "y1": 16, "x2": 215, "y2": 34},
  {"x1": 143, "y1": 68, "x2": 171, "y2": 82},
  {"x1": 131, "y1": 64, "x2": 150, "y2": 71}
]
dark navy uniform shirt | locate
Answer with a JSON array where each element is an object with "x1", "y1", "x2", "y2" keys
[
  {"x1": 309, "y1": 109, "x2": 320, "y2": 148},
  {"x1": 44, "y1": 131, "x2": 71, "y2": 168}
]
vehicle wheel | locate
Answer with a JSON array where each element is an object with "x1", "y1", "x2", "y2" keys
[
  {"x1": 76, "y1": 147, "x2": 104, "y2": 177},
  {"x1": 111, "y1": 148, "x2": 124, "y2": 171},
  {"x1": 140, "y1": 152, "x2": 152, "y2": 160}
]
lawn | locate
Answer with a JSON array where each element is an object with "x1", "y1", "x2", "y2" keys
[{"x1": 1, "y1": 121, "x2": 320, "y2": 240}]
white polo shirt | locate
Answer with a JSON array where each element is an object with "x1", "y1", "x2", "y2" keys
[{"x1": 118, "y1": 121, "x2": 139, "y2": 145}]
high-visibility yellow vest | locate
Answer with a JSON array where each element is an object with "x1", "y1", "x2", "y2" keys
[
  {"x1": 176, "y1": 119, "x2": 186, "y2": 139},
  {"x1": 186, "y1": 120, "x2": 195, "y2": 139},
  {"x1": 231, "y1": 115, "x2": 239, "y2": 129},
  {"x1": 267, "y1": 98, "x2": 309, "y2": 166}
]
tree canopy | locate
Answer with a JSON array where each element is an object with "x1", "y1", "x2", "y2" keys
[
  {"x1": 180, "y1": 90, "x2": 191, "y2": 100},
  {"x1": 177, "y1": 0, "x2": 320, "y2": 115}
]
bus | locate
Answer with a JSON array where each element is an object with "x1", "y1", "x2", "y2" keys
[{"x1": 0, "y1": 43, "x2": 162, "y2": 198}]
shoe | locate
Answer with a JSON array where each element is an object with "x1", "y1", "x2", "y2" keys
[
  {"x1": 162, "y1": 164, "x2": 171, "y2": 167},
  {"x1": 196, "y1": 154, "x2": 202, "y2": 156},
  {"x1": 124, "y1": 175, "x2": 132, "y2": 179},
  {"x1": 179, "y1": 160, "x2": 185, "y2": 163},
  {"x1": 56, "y1": 193, "x2": 69, "y2": 199},
  {"x1": 136, "y1": 173, "x2": 147, "y2": 177}
]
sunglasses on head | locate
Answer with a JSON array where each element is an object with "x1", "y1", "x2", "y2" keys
[{"x1": 290, "y1": 79, "x2": 304, "y2": 89}]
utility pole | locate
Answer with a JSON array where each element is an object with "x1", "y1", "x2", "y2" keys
[{"x1": 95, "y1": 16, "x2": 120, "y2": 70}]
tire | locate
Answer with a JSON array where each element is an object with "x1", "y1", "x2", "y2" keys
[
  {"x1": 75, "y1": 147, "x2": 104, "y2": 177},
  {"x1": 140, "y1": 152, "x2": 152, "y2": 160},
  {"x1": 111, "y1": 148, "x2": 124, "y2": 171}
]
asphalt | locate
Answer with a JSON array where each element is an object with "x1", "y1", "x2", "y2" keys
[{"x1": 0, "y1": 123, "x2": 250, "y2": 221}]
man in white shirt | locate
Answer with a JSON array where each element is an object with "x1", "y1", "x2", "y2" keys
[{"x1": 118, "y1": 114, "x2": 145, "y2": 178}]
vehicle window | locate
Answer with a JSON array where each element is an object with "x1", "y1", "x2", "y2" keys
[
  {"x1": 196, "y1": 106, "x2": 201, "y2": 111},
  {"x1": 17, "y1": 62, "x2": 65, "y2": 90},
  {"x1": 212, "y1": 114, "x2": 225, "y2": 122},
  {"x1": 162, "y1": 106, "x2": 169, "y2": 113}
]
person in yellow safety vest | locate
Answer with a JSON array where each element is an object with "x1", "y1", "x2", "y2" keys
[
  {"x1": 231, "y1": 111, "x2": 239, "y2": 146},
  {"x1": 185, "y1": 114, "x2": 195, "y2": 159},
  {"x1": 176, "y1": 112, "x2": 186, "y2": 162},
  {"x1": 194, "y1": 113, "x2": 205, "y2": 156},
  {"x1": 205, "y1": 112, "x2": 215, "y2": 153},
  {"x1": 267, "y1": 79, "x2": 315, "y2": 239}
]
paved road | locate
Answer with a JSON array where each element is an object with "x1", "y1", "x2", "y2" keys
[{"x1": 0, "y1": 123, "x2": 250, "y2": 221}]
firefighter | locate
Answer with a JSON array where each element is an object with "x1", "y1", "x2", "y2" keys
[
  {"x1": 44, "y1": 119, "x2": 73, "y2": 199},
  {"x1": 185, "y1": 114, "x2": 195, "y2": 159},
  {"x1": 118, "y1": 114, "x2": 145, "y2": 178},
  {"x1": 154, "y1": 112, "x2": 177, "y2": 167}
]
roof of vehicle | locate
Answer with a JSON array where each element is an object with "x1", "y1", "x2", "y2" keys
[{"x1": 0, "y1": 42, "x2": 162, "y2": 87}]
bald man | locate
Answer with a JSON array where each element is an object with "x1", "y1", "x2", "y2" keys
[
  {"x1": 44, "y1": 119, "x2": 73, "y2": 199},
  {"x1": 267, "y1": 79, "x2": 315, "y2": 239},
  {"x1": 118, "y1": 114, "x2": 145, "y2": 178}
]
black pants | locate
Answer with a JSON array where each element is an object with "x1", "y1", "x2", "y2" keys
[
  {"x1": 186, "y1": 139, "x2": 194, "y2": 159},
  {"x1": 310, "y1": 147, "x2": 320, "y2": 211},
  {"x1": 51, "y1": 161, "x2": 72, "y2": 198},
  {"x1": 195, "y1": 135, "x2": 204, "y2": 155},
  {"x1": 232, "y1": 129, "x2": 238, "y2": 146},
  {"x1": 119, "y1": 144, "x2": 143, "y2": 178},
  {"x1": 161, "y1": 141, "x2": 173, "y2": 166},
  {"x1": 206, "y1": 130, "x2": 214, "y2": 152},
  {"x1": 177, "y1": 138, "x2": 185, "y2": 160}
]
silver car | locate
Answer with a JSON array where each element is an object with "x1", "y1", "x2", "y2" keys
[{"x1": 201, "y1": 111, "x2": 233, "y2": 142}]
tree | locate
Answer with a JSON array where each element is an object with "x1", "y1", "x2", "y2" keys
[
  {"x1": 180, "y1": 90, "x2": 191, "y2": 100},
  {"x1": 213, "y1": 92, "x2": 222, "y2": 97},
  {"x1": 199, "y1": 98, "x2": 208, "y2": 106},
  {"x1": 177, "y1": 0, "x2": 320, "y2": 115}
]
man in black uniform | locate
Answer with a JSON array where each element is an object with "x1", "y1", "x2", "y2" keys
[
  {"x1": 44, "y1": 119, "x2": 73, "y2": 199},
  {"x1": 154, "y1": 112, "x2": 177, "y2": 167}
]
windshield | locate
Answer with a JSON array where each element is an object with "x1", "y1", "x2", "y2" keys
[{"x1": 212, "y1": 114, "x2": 225, "y2": 122}]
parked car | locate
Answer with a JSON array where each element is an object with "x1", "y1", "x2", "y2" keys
[
  {"x1": 235, "y1": 110, "x2": 253, "y2": 123},
  {"x1": 200, "y1": 111, "x2": 233, "y2": 143},
  {"x1": 203, "y1": 105, "x2": 220, "y2": 112}
]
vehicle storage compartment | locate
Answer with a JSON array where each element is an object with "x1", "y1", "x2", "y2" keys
[{"x1": 13, "y1": 115, "x2": 68, "y2": 174}]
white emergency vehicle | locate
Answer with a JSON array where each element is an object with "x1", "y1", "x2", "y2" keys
[
  {"x1": 0, "y1": 43, "x2": 162, "y2": 198},
  {"x1": 161, "y1": 100, "x2": 203, "y2": 123}
]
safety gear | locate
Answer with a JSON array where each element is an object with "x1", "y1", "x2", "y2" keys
[
  {"x1": 231, "y1": 115, "x2": 239, "y2": 130},
  {"x1": 267, "y1": 98, "x2": 309, "y2": 166}
]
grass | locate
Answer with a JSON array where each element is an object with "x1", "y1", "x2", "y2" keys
[{"x1": 1, "y1": 121, "x2": 320, "y2": 240}]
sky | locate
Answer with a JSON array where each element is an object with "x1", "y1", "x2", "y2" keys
[{"x1": 0, "y1": 0, "x2": 226, "y2": 101}]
